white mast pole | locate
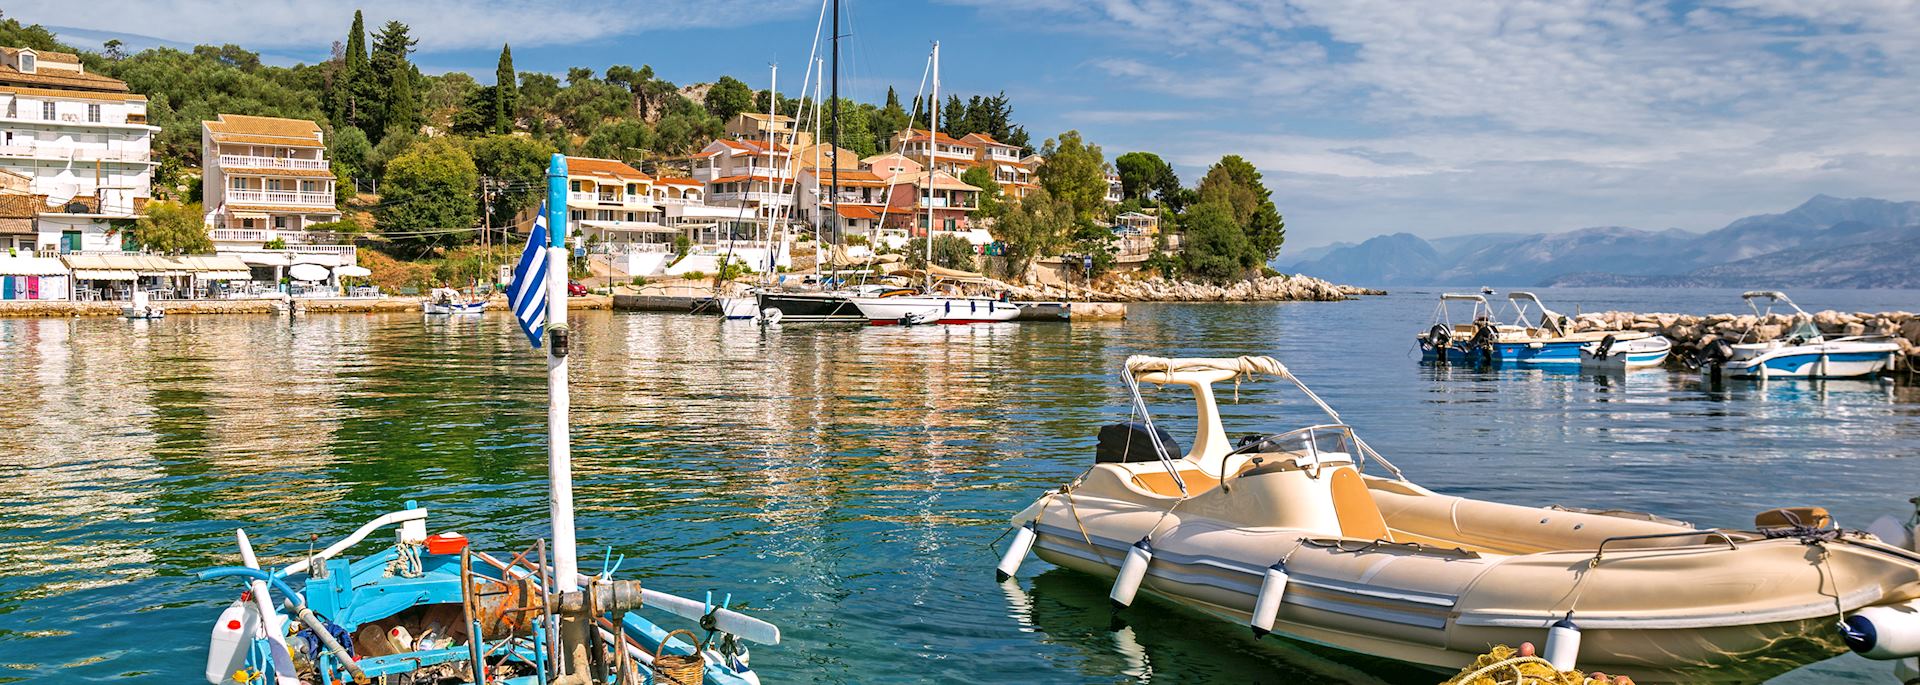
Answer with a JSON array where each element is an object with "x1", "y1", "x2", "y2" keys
[
  {"x1": 543, "y1": 154, "x2": 578, "y2": 589},
  {"x1": 814, "y1": 56, "x2": 825, "y2": 274},
  {"x1": 926, "y1": 41, "x2": 938, "y2": 294},
  {"x1": 764, "y1": 63, "x2": 779, "y2": 281}
]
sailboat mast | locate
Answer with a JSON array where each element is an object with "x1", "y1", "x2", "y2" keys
[
  {"x1": 814, "y1": 57, "x2": 824, "y2": 275},
  {"x1": 764, "y1": 63, "x2": 779, "y2": 282},
  {"x1": 926, "y1": 41, "x2": 938, "y2": 294},
  {"x1": 543, "y1": 154, "x2": 579, "y2": 589},
  {"x1": 830, "y1": 0, "x2": 840, "y2": 254}
]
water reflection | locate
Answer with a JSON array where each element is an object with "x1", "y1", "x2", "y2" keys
[{"x1": 0, "y1": 290, "x2": 1916, "y2": 683}]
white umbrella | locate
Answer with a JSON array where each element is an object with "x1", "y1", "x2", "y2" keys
[
  {"x1": 334, "y1": 265, "x2": 372, "y2": 278},
  {"x1": 288, "y1": 263, "x2": 330, "y2": 282}
]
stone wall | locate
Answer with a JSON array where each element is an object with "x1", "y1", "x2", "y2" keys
[
  {"x1": 1010, "y1": 274, "x2": 1386, "y2": 303},
  {"x1": 1568, "y1": 309, "x2": 1920, "y2": 365},
  {"x1": 0, "y1": 295, "x2": 612, "y2": 318}
]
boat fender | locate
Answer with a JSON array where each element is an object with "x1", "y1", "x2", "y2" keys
[
  {"x1": 1110, "y1": 537, "x2": 1153, "y2": 610},
  {"x1": 1844, "y1": 600, "x2": 1920, "y2": 660},
  {"x1": 995, "y1": 521, "x2": 1037, "y2": 581},
  {"x1": 1250, "y1": 560, "x2": 1290, "y2": 638},
  {"x1": 759, "y1": 308, "x2": 782, "y2": 325},
  {"x1": 1542, "y1": 615, "x2": 1581, "y2": 671}
]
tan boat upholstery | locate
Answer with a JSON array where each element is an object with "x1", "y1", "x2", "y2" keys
[{"x1": 1330, "y1": 469, "x2": 1391, "y2": 541}]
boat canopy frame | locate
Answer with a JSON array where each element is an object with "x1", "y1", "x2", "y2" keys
[
  {"x1": 1119, "y1": 355, "x2": 1406, "y2": 496},
  {"x1": 1431, "y1": 293, "x2": 1498, "y2": 332},
  {"x1": 1503, "y1": 291, "x2": 1567, "y2": 337}
]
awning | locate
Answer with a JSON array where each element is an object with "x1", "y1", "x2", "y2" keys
[
  {"x1": 231, "y1": 211, "x2": 271, "y2": 220},
  {"x1": 292, "y1": 252, "x2": 342, "y2": 267},
  {"x1": 0, "y1": 256, "x2": 68, "y2": 276},
  {"x1": 997, "y1": 164, "x2": 1016, "y2": 172},
  {"x1": 62, "y1": 253, "x2": 187, "y2": 278},
  {"x1": 288, "y1": 263, "x2": 330, "y2": 282},
  {"x1": 237, "y1": 252, "x2": 291, "y2": 267},
  {"x1": 334, "y1": 265, "x2": 371, "y2": 278}
]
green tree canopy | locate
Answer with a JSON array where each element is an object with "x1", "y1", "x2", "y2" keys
[
  {"x1": 493, "y1": 44, "x2": 517, "y2": 133},
  {"x1": 466, "y1": 135, "x2": 556, "y2": 229},
  {"x1": 958, "y1": 165, "x2": 1005, "y2": 221},
  {"x1": 1036, "y1": 130, "x2": 1107, "y2": 219},
  {"x1": 368, "y1": 20, "x2": 420, "y2": 140},
  {"x1": 129, "y1": 201, "x2": 212, "y2": 254},
  {"x1": 989, "y1": 187, "x2": 1074, "y2": 280},
  {"x1": 1114, "y1": 151, "x2": 1177, "y2": 204},
  {"x1": 1196, "y1": 155, "x2": 1285, "y2": 261},
  {"x1": 1179, "y1": 200, "x2": 1257, "y2": 283},
  {"x1": 906, "y1": 234, "x2": 979, "y2": 272},
  {"x1": 704, "y1": 76, "x2": 754, "y2": 122},
  {"x1": 328, "y1": 123, "x2": 372, "y2": 184},
  {"x1": 377, "y1": 138, "x2": 478, "y2": 256},
  {"x1": 581, "y1": 119, "x2": 654, "y2": 163},
  {"x1": 331, "y1": 10, "x2": 376, "y2": 135}
]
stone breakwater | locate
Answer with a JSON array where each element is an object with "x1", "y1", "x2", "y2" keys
[
  {"x1": 1568, "y1": 310, "x2": 1920, "y2": 365},
  {"x1": 1013, "y1": 274, "x2": 1385, "y2": 303}
]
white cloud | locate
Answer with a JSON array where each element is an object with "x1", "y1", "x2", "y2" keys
[{"x1": 11, "y1": 0, "x2": 815, "y2": 52}]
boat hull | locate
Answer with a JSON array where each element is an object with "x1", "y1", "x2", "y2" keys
[
  {"x1": 1421, "y1": 339, "x2": 1586, "y2": 365},
  {"x1": 1715, "y1": 343, "x2": 1899, "y2": 379},
  {"x1": 422, "y1": 302, "x2": 486, "y2": 315},
  {"x1": 755, "y1": 291, "x2": 865, "y2": 323},
  {"x1": 1581, "y1": 336, "x2": 1673, "y2": 370},
  {"x1": 849, "y1": 295, "x2": 1021, "y2": 325}
]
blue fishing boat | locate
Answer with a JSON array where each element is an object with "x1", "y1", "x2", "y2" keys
[
  {"x1": 194, "y1": 156, "x2": 780, "y2": 685},
  {"x1": 1419, "y1": 292, "x2": 1648, "y2": 366}
]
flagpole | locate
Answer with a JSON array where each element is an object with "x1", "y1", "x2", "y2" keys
[{"x1": 545, "y1": 153, "x2": 579, "y2": 590}]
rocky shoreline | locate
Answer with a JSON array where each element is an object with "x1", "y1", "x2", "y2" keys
[
  {"x1": 1568, "y1": 309, "x2": 1920, "y2": 366},
  {"x1": 1011, "y1": 274, "x2": 1386, "y2": 303}
]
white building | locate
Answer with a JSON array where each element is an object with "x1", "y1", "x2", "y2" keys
[
  {"x1": 200, "y1": 114, "x2": 353, "y2": 280},
  {"x1": 695, "y1": 138, "x2": 794, "y2": 219},
  {"x1": 0, "y1": 46, "x2": 157, "y2": 254}
]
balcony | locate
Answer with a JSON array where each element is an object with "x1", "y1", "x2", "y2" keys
[
  {"x1": 569, "y1": 191, "x2": 653, "y2": 208},
  {"x1": 0, "y1": 144, "x2": 151, "y2": 163},
  {"x1": 218, "y1": 154, "x2": 329, "y2": 171},
  {"x1": 652, "y1": 196, "x2": 699, "y2": 206},
  {"x1": 917, "y1": 197, "x2": 977, "y2": 209},
  {"x1": 225, "y1": 189, "x2": 335, "y2": 207},
  {"x1": 988, "y1": 150, "x2": 1020, "y2": 162},
  {"x1": 709, "y1": 191, "x2": 794, "y2": 205}
]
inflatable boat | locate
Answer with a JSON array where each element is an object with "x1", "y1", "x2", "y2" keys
[{"x1": 997, "y1": 356, "x2": 1920, "y2": 683}]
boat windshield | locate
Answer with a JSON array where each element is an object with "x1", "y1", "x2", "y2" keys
[{"x1": 1239, "y1": 424, "x2": 1357, "y2": 464}]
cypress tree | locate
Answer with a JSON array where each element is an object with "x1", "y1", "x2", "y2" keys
[
  {"x1": 494, "y1": 44, "x2": 517, "y2": 134},
  {"x1": 331, "y1": 10, "x2": 371, "y2": 132},
  {"x1": 370, "y1": 21, "x2": 420, "y2": 139}
]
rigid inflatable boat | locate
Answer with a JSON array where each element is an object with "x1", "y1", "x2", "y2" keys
[{"x1": 997, "y1": 356, "x2": 1920, "y2": 683}]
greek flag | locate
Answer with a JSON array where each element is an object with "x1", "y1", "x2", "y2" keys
[{"x1": 507, "y1": 204, "x2": 549, "y2": 349}]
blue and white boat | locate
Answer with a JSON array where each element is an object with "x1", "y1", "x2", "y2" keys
[
  {"x1": 1701, "y1": 291, "x2": 1902, "y2": 380},
  {"x1": 1580, "y1": 334, "x2": 1673, "y2": 370},
  {"x1": 424, "y1": 288, "x2": 488, "y2": 315},
  {"x1": 196, "y1": 156, "x2": 780, "y2": 685},
  {"x1": 1419, "y1": 291, "x2": 1647, "y2": 366}
]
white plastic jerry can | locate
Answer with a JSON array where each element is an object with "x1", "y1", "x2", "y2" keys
[
  {"x1": 205, "y1": 600, "x2": 257, "y2": 684},
  {"x1": 1109, "y1": 537, "x2": 1154, "y2": 609}
]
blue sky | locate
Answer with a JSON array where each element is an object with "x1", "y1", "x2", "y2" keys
[{"x1": 17, "y1": 1, "x2": 1920, "y2": 249}]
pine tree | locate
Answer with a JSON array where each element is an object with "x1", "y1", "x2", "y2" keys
[
  {"x1": 494, "y1": 44, "x2": 517, "y2": 134},
  {"x1": 941, "y1": 95, "x2": 966, "y2": 136},
  {"x1": 369, "y1": 20, "x2": 420, "y2": 140}
]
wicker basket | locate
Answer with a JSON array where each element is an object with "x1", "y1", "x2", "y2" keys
[{"x1": 650, "y1": 629, "x2": 706, "y2": 685}]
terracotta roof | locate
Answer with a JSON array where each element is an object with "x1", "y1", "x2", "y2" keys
[
  {"x1": 3, "y1": 47, "x2": 80, "y2": 64},
  {"x1": 567, "y1": 156, "x2": 650, "y2": 181},
  {"x1": 959, "y1": 132, "x2": 1016, "y2": 148},
  {"x1": 834, "y1": 205, "x2": 882, "y2": 220},
  {"x1": 710, "y1": 138, "x2": 789, "y2": 154},
  {"x1": 900, "y1": 128, "x2": 974, "y2": 148},
  {"x1": 893, "y1": 171, "x2": 981, "y2": 192},
  {"x1": 0, "y1": 60, "x2": 131, "y2": 93},
  {"x1": 220, "y1": 167, "x2": 338, "y2": 178},
  {"x1": 738, "y1": 112, "x2": 795, "y2": 122},
  {"x1": 814, "y1": 169, "x2": 888, "y2": 187},
  {"x1": 654, "y1": 176, "x2": 701, "y2": 186},
  {"x1": 0, "y1": 84, "x2": 145, "y2": 103},
  {"x1": 0, "y1": 192, "x2": 47, "y2": 219},
  {"x1": 205, "y1": 115, "x2": 325, "y2": 146}
]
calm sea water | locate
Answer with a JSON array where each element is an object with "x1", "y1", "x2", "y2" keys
[{"x1": 2, "y1": 287, "x2": 1918, "y2": 684}]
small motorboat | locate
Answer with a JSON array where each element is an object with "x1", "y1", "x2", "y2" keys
[
  {"x1": 423, "y1": 287, "x2": 487, "y2": 315},
  {"x1": 996, "y1": 356, "x2": 1920, "y2": 683},
  {"x1": 848, "y1": 291, "x2": 1022, "y2": 325},
  {"x1": 122, "y1": 289, "x2": 165, "y2": 319},
  {"x1": 1419, "y1": 292, "x2": 1646, "y2": 365},
  {"x1": 1580, "y1": 334, "x2": 1672, "y2": 370},
  {"x1": 1697, "y1": 291, "x2": 1902, "y2": 380}
]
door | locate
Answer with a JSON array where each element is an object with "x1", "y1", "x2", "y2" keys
[{"x1": 61, "y1": 231, "x2": 81, "y2": 253}]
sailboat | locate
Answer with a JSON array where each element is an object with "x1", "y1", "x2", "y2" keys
[
  {"x1": 845, "y1": 42, "x2": 1019, "y2": 326},
  {"x1": 194, "y1": 156, "x2": 780, "y2": 685}
]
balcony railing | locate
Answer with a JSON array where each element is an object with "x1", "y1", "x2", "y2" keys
[
  {"x1": 225, "y1": 189, "x2": 335, "y2": 207},
  {"x1": 0, "y1": 144, "x2": 150, "y2": 162},
  {"x1": 569, "y1": 191, "x2": 653, "y2": 207},
  {"x1": 710, "y1": 191, "x2": 794, "y2": 204},
  {"x1": 218, "y1": 154, "x2": 329, "y2": 171},
  {"x1": 988, "y1": 150, "x2": 1020, "y2": 162},
  {"x1": 652, "y1": 196, "x2": 700, "y2": 206}
]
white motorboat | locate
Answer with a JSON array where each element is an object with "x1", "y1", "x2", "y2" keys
[
  {"x1": 1580, "y1": 334, "x2": 1672, "y2": 370},
  {"x1": 423, "y1": 287, "x2": 487, "y2": 315},
  {"x1": 995, "y1": 355, "x2": 1920, "y2": 683},
  {"x1": 1700, "y1": 291, "x2": 1901, "y2": 379},
  {"x1": 122, "y1": 289, "x2": 165, "y2": 319},
  {"x1": 848, "y1": 291, "x2": 1021, "y2": 325}
]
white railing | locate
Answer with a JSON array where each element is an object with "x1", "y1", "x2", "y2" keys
[
  {"x1": 210, "y1": 229, "x2": 273, "y2": 243},
  {"x1": 918, "y1": 198, "x2": 975, "y2": 209},
  {"x1": 0, "y1": 144, "x2": 150, "y2": 162},
  {"x1": 710, "y1": 191, "x2": 794, "y2": 204},
  {"x1": 989, "y1": 150, "x2": 1020, "y2": 162},
  {"x1": 606, "y1": 242, "x2": 674, "y2": 254},
  {"x1": 570, "y1": 191, "x2": 651, "y2": 207},
  {"x1": 653, "y1": 196, "x2": 693, "y2": 206},
  {"x1": 225, "y1": 189, "x2": 335, "y2": 207},
  {"x1": 218, "y1": 154, "x2": 329, "y2": 171}
]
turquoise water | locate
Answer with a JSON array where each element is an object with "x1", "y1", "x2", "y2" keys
[{"x1": 1, "y1": 287, "x2": 1917, "y2": 683}]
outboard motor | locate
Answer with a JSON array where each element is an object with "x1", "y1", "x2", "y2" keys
[
  {"x1": 1095, "y1": 422, "x2": 1184, "y2": 464},
  {"x1": 1593, "y1": 334, "x2": 1617, "y2": 361},
  {"x1": 1694, "y1": 338, "x2": 1734, "y2": 380},
  {"x1": 1469, "y1": 322, "x2": 1500, "y2": 365},
  {"x1": 1425, "y1": 324, "x2": 1452, "y2": 351}
]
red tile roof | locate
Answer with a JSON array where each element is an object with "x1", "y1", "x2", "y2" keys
[{"x1": 568, "y1": 156, "x2": 651, "y2": 181}]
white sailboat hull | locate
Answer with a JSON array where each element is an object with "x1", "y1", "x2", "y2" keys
[{"x1": 848, "y1": 295, "x2": 1021, "y2": 325}]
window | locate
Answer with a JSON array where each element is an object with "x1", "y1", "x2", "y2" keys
[
  {"x1": 242, "y1": 218, "x2": 256, "y2": 229},
  {"x1": 266, "y1": 179, "x2": 284, "y2": 191},
  {"x1": 18, "y1": 54, "x2": 34, "y2": 74},
  {"x1": 273, "y1": 216, "x2": 288, "y2": 230},
  {"x1": 41, "y1": 102, "x2": 54, "y2": 120},
  {"x1": 625, "y1": 183, "x2": 637, "y2": 195},
  {"x1": 230, "y1": 177, "x2": 246, "y2": 189},
  {"x1": 300, "y1": 180, "x2": 318, "y2": 193},
  {"x1": 86, "y1": 104, "x2": 100, "y2": 123}
]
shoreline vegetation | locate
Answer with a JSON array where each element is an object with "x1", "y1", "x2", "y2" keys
[{"x1": 1, "y1": 13, "x2": 1325, "y2": 297}]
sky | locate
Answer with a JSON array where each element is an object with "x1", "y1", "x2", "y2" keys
[{"x1": 14, "y1": 0, "x2": 1920, "y2": 248}]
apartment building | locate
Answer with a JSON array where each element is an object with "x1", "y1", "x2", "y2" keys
[
  {"x1": 563, "y1": 156, "x2": 664, "y2": 247},
  {"x1": 958, "y1": 132, "x2": 1037, "y2": 201},
  {"x1": 888, "y1": 128, "x2": 976, "y2": 176},
  {"x1": 0, "y1": 46, "x2": 157, "y2": 254},
  {"x1": 696, "y1": 138, "x2": 795, "y2": 219},
  {"x1": 723, "y1": 112, "x2": 795, "y2": 143},
  {"x1": 202, "y1": 114, "x2": 341, "y2": 239}
]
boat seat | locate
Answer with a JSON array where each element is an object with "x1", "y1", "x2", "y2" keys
[
  {"x1": 1330, "y1": 468, "x2": 1391, "y2": 541},
  {"x1": 1128, "y1": 461, "x2": 1254, "y2": 498}
]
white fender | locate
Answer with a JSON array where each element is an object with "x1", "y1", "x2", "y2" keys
[
  {"x1": 1543, "y1": 616, "x2": 1582, "y2": 671},
  {"x1": 759, "y1": 308, "x2": 782, "y2": 325},
  {"x1": 1250, "y1": 560, "x2": 1289, "y2": 637},
  {"x1": 1110, "y1": 537, "x2": 1153, "y2": 609},
  {"x1": 1846, "y1": 599, "x2": 1920, "y2": 660},
  {"x1": 995, "y1": 522, "x2": 1036, "y2": 581}
]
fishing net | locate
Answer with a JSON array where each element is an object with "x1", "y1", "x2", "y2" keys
[{"x1": 1443, "y1": 645, "x2": 1631, "y2": 685}]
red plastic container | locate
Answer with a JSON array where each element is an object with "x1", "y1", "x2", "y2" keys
[{"x1": 426, "y1": 532, "x2": 468, "y2": 555}]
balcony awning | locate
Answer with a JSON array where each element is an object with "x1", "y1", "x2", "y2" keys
[
  {"x1": 236, "y1": 252, "x2": 291, "y2": 267},
  {"x1": 0, "y1": 256, "x2": 68, "y2": 276},
  {"x1": 230, "y1": 211, "x2": 271, "y2": 220},
  {"x1": 997, "y1": 164, "x2": 1016, "y2": 172},
  {"x1": 63, "y1": 253, "x2": 188, "y2": 279},
  {"x1": 291, "y1": 252, "x2": 342, "y2": 267},
  {"x1": 177, "y1": 255, "x2": 254, "y2": 280}
]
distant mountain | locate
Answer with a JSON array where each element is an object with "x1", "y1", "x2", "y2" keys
[{"x1": 1280, "y1": 195, "x2": 1920, "y2": 289}]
